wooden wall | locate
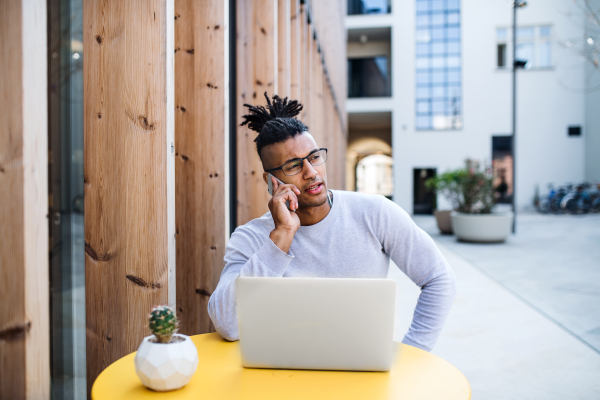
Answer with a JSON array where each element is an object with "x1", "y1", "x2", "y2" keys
[
  {"x1": 83, "y1": 0, "x2": 176, "y2": 392},
  {"x1": 174, "y1": 0, "x2": 229, "y2": 336},
  {"x1": 0, "y1": 0, "x2": 50, "y2": 398},
  {"x1": 236, "y1": 0, "x2": 347, "y2": 226},
  {"x1": 0, "y1": 0, "x2": 347, "y2": 393}
]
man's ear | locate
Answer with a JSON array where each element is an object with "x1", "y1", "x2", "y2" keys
[{"x1": 263, "y1": 172, "x2": 269, "y2": 185}]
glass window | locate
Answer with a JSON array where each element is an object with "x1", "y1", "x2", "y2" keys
[
  {"x1": 432, "y1": 42, "x2": 444, "y2": 54},
  {"x1": 432, "y1": 85, "x2": 445, "y2": 98},
  {"x1": 496, "y1": 25, "x2": 552, "y2": 69},
  {"x1": 517, "y1": 27, "x2": 535, "y2": 39},
  {"x1": 538, "y1": 42, "x2": 552, "y2": 67},
  {"x1": 431, "y1": 13, "x2": 444, "y2": 26},
  {"x1": 417, "y1": 101, "x2": 431, "y2": 113},
  {"x1": 348, "y1": 56, "x2": 392, "y2": 97},
  {"x1": 431, "y1": 56, "x2": 445, "y2": 68},
  {"x1": 431, "y1": 1, "x2": 444, "y2": 12},
  {"x1": 348, "y1": 0, "x2": 391, "y2": 15},
  {"x1": 416, "y1": 14, "x2": 430, "y2": 26},
  {"x1": 447, "y1": 41, "x2": 460, "y2": 54},
  {"x1": 417, "y1": 87, "x2": 430, "y2": 98},
  {"x1": 415, "y1": 0, "x2": 462, "y2": 131},
  {"x1": 416, "y1": 1, "x2": 429, "y2": 12},
  {"x1": 48, "y1": 0, "x2": 86, "y2": 398},
  {"x1": 497, "y1": 28, "x2": 507, "y2": 41},
  {"x1": 417, "y1": 116, "x2": 431, "y2": 129},
  {"x1": 416, "y1": 57, "x2": 430, "y2": 68},
  {"x1": 539, "y1": 26, "x2": 552, "y2": 37},
  {"x1": 516, "y1": 42, "x2": 535, "y2": 68},
  {"x1": 417, "y1": 29, "x2": 432, "y2": 43},
  {"x1": 416, "y1": 44, "x2": 430, "y2": 55},
  {"x1": 497, "y1": 43, "x2": 507, "y2": 67},
  {"x1": 447, "y1": 0, "x2": 460, "y2": 11},
  {"x1": 447, "y1": 11, "x2": 460, "y2": 25}
]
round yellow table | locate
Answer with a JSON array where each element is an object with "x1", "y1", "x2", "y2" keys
[{"x1": 92, "y1": 333, "x2": 471, "y2": 400}]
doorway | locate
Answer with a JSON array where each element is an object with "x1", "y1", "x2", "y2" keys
[
  {"x1": 492, "y1": 136, "x2": 513, "y2": 204},
  {"x1": 413, "y1": 168, "x2": 436, "y2": 214}
]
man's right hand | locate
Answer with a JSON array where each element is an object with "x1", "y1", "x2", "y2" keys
[{"x1": 268, "y1": 176, "x2": 301, "y2": 253}]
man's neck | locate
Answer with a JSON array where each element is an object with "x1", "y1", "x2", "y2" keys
[{"x1": 295, "y1": 191, "x2": 332, "y2": 226}]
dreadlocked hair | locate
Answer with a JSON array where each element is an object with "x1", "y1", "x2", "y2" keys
[{"x1": 240, "y1": 92, "x2": 308, "y2": 158}]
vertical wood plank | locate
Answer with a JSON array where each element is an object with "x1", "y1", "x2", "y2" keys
[
  {"x1": 236, "y1": 0, "x2": 278, "y2": 225},
  {"x1": 300, "y1": 5, "x2": 311, "y2": 127},
  {"x1": 83, "y1": 0, "x2": 175, "y2": 392},
  {"x1": 311, "y1": 38, "x2": 323, "y2": 147},
  {"x1": 0, "y1": 0, "x2": 50, "y2": 398},
  {"x1": 290, "y1": 0, "x2": 301, "y2": 101},
  {"x1": 174, "y1": 0, "x2": 229, "y2": 335},
  {"x1": 277, "y1": 0, "x2": 291, "y2": 98}
]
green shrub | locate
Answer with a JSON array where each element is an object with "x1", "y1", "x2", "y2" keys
[{"x1": 425, "y1": 159, "x2": 495, "y2": 214}]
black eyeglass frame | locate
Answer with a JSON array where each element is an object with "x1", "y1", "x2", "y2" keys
[{"x1": 264, "y1": 148, "x2": 328, "y2": 176}]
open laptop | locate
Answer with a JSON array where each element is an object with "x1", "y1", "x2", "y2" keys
[{"x1": 235, "y1": 277, "x2": 396, "y2": 371}]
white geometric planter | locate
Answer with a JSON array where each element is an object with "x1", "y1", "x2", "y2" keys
[
  {"x1": 450, "y1": 211, "x2": 513, "y2": 243},
  {"x1": 134, "y1": 333, "x2": 199, "y2": 391}
]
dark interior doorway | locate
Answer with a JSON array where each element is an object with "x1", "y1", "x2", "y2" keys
[
  {"x1": 492, "y1": 136, "x2": 513, "y2": 204},
  {"x1": 413, "y1": 168, "x2": 436, "y2": 214}
]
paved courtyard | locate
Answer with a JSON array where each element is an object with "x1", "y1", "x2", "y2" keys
[{"x1": 388, "y1": 212, "x2": 600, "y2": 399}]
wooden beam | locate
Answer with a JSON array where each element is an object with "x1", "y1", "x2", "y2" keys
[
  {"x1": 83, "y1": 0, "x2": 175, "y2": 392},
  {"x1": 0, "y1": 0, "x2": 50, "y2": 398},
  {"x1": 290, "y1": 0, "x2": 301, "y2": 101},
  {"x1": 311, "y1": 37, "x2": 323, "y2": 147},
  {"x1": 174, "y1": 0, "x2": 229, "y2": 336},
  {"x1": 236, "y1": 0, "x2": 278, "y2": 225},
  {"x1": 300, "y1": 5, "x2": 311, "y2": 126},
  {"x1": 277, "y1": 0, "x2": 291, "y2": 97}
]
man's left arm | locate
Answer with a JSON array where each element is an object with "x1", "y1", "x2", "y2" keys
[{"x1": 376, "y1": 196, "x2": 457, "y2": 352}]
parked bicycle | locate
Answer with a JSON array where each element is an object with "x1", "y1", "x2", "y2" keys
[{"x1": 537, "y1": 182, "x2": 600, "y2": 214}]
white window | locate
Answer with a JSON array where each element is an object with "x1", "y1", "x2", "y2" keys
[{"x1": 496, "y1": 25, "x2": 553, "y2": 69}]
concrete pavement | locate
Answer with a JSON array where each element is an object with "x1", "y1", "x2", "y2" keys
[{"x1": 388, "y1": 213, "x2": 600, "y2": 399}]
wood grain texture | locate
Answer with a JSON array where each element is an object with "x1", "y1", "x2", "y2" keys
[
  {"x1": 236, "y1": 0, "x2": 278, "y2": 226},
  {"x1": 174, "y1": 0, "x2": 229, "y2": 336},
  {"x1": 277, "y1": 0, "x2": 291, "y2": 98},
  {"x1": 290, "y1": 0, "x2": 301, "y2": 101},
  {"x1": 234, "y1": 0, "x2": 346, "y2": 224},
  {"x1": 0, "y1": 0, "x2": 50, "y2": 398},
  {"x1": 300, "y1": 4, "x2": 311, "y2": 127},
  {"x1": 83, "y1": 0, "x2": 175, "y2": 393}
]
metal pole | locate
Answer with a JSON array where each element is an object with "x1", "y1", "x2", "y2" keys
[{"x1": 511, "y1": 2, "x2": 517, "y2": 233}]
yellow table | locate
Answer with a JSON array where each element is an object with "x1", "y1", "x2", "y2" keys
[{"x1": 92, "y1": 333, "x2": 471, "y2": 400}]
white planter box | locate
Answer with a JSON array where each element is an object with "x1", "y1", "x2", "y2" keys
[
  {"x1": 450, "y1": 211, "x2": 513, "y2": 243},
  {"x1": 134, "y1": 333, "x2": 199, "y2": 391}
]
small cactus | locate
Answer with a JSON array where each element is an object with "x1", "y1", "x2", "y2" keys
[{"x1": 149, "y1": 305, "x2": 179, "y2": 343}]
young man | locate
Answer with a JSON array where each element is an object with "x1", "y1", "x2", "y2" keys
[{"x1": 208, "y1": 93, "x2": 457, "y2": 352}]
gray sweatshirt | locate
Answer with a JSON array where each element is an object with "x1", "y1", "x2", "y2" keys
[{"x1": 208, "y1": 190, "x2": 457, "y2": 352}]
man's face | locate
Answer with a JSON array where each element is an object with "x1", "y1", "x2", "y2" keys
[{"x1": 261, "y1": 132, "x2": 329, "y2": 209}]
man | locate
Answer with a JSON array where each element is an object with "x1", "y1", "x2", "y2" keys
[{"x1": 208, "y1": 93, "x2": 457, "y2": 352}]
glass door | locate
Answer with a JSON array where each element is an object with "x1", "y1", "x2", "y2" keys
[{"x1": 48, "y1": 0, "x2": 86, "y2": 398}]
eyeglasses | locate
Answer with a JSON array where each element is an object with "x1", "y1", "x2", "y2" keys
[{"x1": 264, "y1": 148, "x2": 328, "y2": 176}]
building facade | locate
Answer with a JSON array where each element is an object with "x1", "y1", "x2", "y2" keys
[{"x1": 347, "y1": 0, "x2": 600, "y2": 213}]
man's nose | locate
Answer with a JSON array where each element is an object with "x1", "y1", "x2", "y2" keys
[{"x1": 303, "y1": 159, "x2": 317, "y2": 180}]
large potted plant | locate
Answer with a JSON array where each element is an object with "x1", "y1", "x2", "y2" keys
[
  {"x1": 428, "y1": 160, "x2": 513, "y2": 242},
  {"x1": 425, "y1": 170, "x2": 462, "y2": 234},
  {"x1": 134, "y1": 305, "x2": 199, "y2": 391}
]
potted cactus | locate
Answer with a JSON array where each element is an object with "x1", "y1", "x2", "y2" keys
[{"x1": 134, "y1": 305, "x2": 199, "y2": 391}]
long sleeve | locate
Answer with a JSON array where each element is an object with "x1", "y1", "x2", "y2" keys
[
  {"x1": 376, "y1": 196, "x2": 457, "y2": 352},
  {"x1": 207, "y1": 226, "x2": 294, "y2": 341}
]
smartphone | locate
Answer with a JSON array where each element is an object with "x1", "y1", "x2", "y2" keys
[{"x1": 267, "y1": 173, "x2": 293, "y2": 211}]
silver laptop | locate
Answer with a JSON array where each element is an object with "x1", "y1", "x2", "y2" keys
[{"x1": 235, "y1": 277, "x2": 396, "y2": 371}]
